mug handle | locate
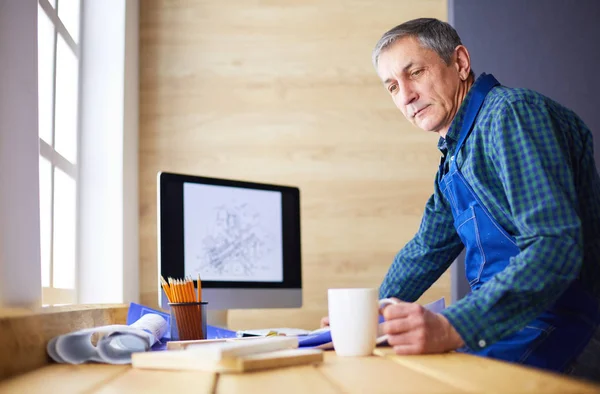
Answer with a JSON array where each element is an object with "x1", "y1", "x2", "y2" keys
[
  {"x1": 379, "y1": 297, "x2": 399, "y2": 312},
  {"x1": 376, "y1": 298, "x2": 400, "y2": 344}
]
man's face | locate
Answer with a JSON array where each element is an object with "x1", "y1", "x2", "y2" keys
[{"x1": 377, "y1": 36, "x2": 463, "y2": 135}]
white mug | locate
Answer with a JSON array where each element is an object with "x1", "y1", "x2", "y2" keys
[{"x1": 328, "y1": 288, "x2": 379, "y2": 357}]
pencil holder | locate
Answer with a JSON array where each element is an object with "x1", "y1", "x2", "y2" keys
[{"x1": 169, "y1": 302, "x2": 208, "y2": 341}]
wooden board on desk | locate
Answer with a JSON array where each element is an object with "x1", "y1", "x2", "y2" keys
[
  {"x1": 319, "y1": 351, "x2": 463, "y2": 394},
  {"x1": 166, "y1": 336, "x2": 262, "y2": 350},
  {"x1": 237, "y1": 349, "x2": 324, "y2": 372},
  {"x1": 133, "y1": 348, "x2": 324, "y2": 373},
  {"x1": 374, "y1": 347, "x2": 600, "y2": 393},
  {"x1": 217, "y1": 364, "x2": 339, "y2": 394},
  {"x1": 0, "y1": 364, "x2": 128, "y2": 393},
  {"x1": 94, "y1": 368, "x2": 217, "y2": 394}
]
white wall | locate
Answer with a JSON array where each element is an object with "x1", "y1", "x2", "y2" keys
[
  {"x1": 78, "y1": 0, "x2": 139, "y2": 304},
  {"x1": 0, "y1": 0, "x2": 42, "y2": 308},
  {"x1": 123, "y1": 0, "x2": 140, "y2": 305}
]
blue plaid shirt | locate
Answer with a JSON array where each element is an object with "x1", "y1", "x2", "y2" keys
[{"x1": 379, "y1": 74, "x2": 600, "y2": 350}]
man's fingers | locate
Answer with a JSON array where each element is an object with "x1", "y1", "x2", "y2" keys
[
  {"x1": 320, "y1": 316, "x2": 330, "y2": 328},
  {"x1": 386, "y1": 330, "x2": 424, "y2": 347},
  {"x1": 380, "y1": 316, "x2": 418, "y2": 335},
  {"x1": 381, "y1": 302, "x2": 423, "y2": 320}
]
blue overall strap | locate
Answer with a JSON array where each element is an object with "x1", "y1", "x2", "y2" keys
[{"x1": 454, "y1": 73, "x2": 500, "y2": 153}]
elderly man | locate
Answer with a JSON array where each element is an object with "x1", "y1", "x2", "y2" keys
[{"x1": 371, "y1": 18, "x2": 600, "y2": 378}]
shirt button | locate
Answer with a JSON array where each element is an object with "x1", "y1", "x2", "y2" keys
[
  {"x1": 478, "y1": 339, "x2": 486, "y2": 348},
  {"x1": 450, "y1": 156, "x2": 455, "y2": 161}
]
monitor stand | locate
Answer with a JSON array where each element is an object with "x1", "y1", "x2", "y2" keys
[{"x1": 207, "y1": 309, "x2": 229, "y2": 328}]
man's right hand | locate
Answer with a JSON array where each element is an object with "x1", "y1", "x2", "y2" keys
[{"x1": 320, "y1": 316, "x2": 330, "y2": 328}]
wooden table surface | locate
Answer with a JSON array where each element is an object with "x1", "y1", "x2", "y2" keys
[{"x1": 1, "y1": 347, "x2": 599, "y2": 394}]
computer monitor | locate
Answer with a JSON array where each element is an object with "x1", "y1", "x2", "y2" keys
[{"x1": 157, "y1": 171, "x2": 302, "y2": 326}]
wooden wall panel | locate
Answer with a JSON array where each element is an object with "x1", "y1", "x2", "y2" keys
[{"x1": 139, "y1": 0, "x2": 449, "y2": 329}]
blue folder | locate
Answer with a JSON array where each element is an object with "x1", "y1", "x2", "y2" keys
[{"x1": 126, "y1": 303, "x2": 238, "y2": 350}]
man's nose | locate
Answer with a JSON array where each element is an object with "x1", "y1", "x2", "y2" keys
[{"x1": 398, "y1": 82, "x2": 418, "y2": 107}]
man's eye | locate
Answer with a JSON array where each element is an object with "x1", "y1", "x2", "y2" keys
[
  {"x1": 411, "y1": 69, "x2": 423, "y2": 78},
  {"x1": 388, "y1": 84, "x2": 398, "y2": 93}
]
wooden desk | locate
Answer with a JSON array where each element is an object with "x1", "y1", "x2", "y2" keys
[{"x1": 1, "y1": 348, "x2": 599, "y2": 393}]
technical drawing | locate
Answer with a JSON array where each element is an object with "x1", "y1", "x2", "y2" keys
[
  {"x1": 183, "y1": 183, "x2": 283, "y2": 282},
  {"x1": 194, "y1": 202, "x2": 275, "y2": 278}
]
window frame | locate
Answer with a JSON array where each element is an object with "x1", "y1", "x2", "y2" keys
[{"x1": 38, "y1": 0, "x2": 82, "y2": 306}]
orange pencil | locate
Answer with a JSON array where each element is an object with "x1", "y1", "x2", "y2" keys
[
  {"x1": 171, "y1": 278, "x2": 180, "y2": 302},
  {"x1": 186, "y1": 278, "x2": 195, "y2": 302},
  {"x1": 167, "y1": 278, "x2": 174, "y2": 302},
  {"x1": 160, "y1": 276, "x2": 172, "y2": 302},
  {"x1": 177, "y1": 279, "x2": 185, "y2": 302}
]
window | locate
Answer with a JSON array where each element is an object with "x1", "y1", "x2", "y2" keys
[{"x1": 38, "y1": 0, "x2": 81, "y2": 305}]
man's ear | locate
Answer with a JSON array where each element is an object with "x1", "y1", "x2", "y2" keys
[{"x1": 454, "y1": 45, "x2": 471, "y2": 81}]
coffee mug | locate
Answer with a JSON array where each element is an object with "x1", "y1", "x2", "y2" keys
[{"x1": 328, "y1": 288, "x2": 379, "y2": 357}]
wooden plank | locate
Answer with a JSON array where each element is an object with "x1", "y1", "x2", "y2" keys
[
  {"x1": 94, "y1": 368, "x2": 217, "y2": 394},
  {"x1": 317, "y1": 351, "x2": 465, "y2": 394},
  {"x1": 374, "y1": 348, "x2": 600, "y2": 393},
  {"x1": 217, "y1": 364, "x2": 340, "y2": 394},
  {"x1": 239, "y1": 349, "x2": 323, "y2": 373},
  {"x1": 132, "y1": 347, "x2": 323, "y2": 373},
  {"x1": 0, "y1": 364, "x2": 128, "y2": 394},
  {"x1": 0, "y1": 304, "x2": 128, "y2": 380},
  {"x1": 166, "y1": 336, "x2": 263, "y2": 350}
]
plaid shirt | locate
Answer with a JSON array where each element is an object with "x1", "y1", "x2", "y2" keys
[{"x1": 379, "y1": 74, "x2": 600, "y2": 350}]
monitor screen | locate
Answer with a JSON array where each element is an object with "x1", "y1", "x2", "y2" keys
[
  {"x1": 183, "y1": 182, "x2": 284, "y2": 283},
  {"x1": 157, "y1": 172, "x2": 302, "y2": 310}
]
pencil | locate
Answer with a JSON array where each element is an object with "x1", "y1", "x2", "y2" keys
[
  {"x1": 186, "y1": 277, "x2": 195, "y2": 302},
  {"x1": 173, "y1": 278, "x2": 182, "y2": 302},
  {"x1": 168, "y1": 278, "x2": 176, "y2": 302},
  {"x1": 160, "y1": 276, "x2": 172, "y2": 302},
  {"x1": 177, "y1": 279, "x2": 185, "y2": 302},
  {"x1": 188, "y1": 277, "x2": 201, "y2": 338},
  {"x1": 175, "y1": 280, "x2": 189, "y2": 337}
]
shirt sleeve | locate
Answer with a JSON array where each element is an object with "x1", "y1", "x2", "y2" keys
[
  {"x1": 379, "y1": 175, "x2": 464, "y2": 301},
  {"x1": 441, "y1": 96, "x2": 584, "y2": 350}
]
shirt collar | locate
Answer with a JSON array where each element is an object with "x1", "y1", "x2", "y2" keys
[{"x1": 437, "y1": 73, "x2": 489, "y2": 155}]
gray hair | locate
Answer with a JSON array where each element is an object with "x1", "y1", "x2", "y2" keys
[{"x1": 372, "y1": 18, "x2": 472, "y2": 75}]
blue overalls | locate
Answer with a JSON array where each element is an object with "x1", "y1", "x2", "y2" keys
[{"x1": 440, "y1": 73, "x2": 600, "y2": 372}]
